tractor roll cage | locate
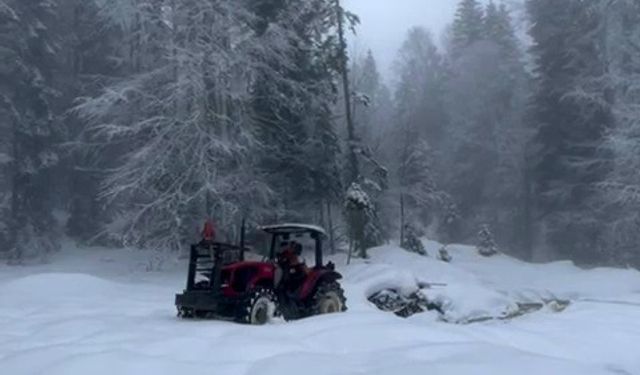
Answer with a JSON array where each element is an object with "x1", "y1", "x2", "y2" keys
[
  {"x1": 186, "y1": 241, "x2": 247, "y2": 291},
  {"x1": 261, "y1": 223, "x2": 326, "y2": 267}
]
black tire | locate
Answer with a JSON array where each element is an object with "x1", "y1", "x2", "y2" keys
[
  {"x1": 235, "y1": 287, "x2": 277, "y2": 325},
  {"x1": 311, "y1": 281, "x2": 347, "y2": 316}
]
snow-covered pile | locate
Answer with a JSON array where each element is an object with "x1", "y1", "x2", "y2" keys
[
  {"x1": 349, "y1": 242, "x2": 640, "y2": 324},
  {"x1": 349, "y1": 244, "x2": 519, "y2": 323},
  {"x1": 1, "y1": 240, "x2": 639, "y2": 375}
]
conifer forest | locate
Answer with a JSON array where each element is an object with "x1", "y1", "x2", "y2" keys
[{"x1": 1, "y1": 0, "x2": 640, "y2": 268}]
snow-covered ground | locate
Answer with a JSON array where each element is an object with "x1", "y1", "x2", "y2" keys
[{"x1": 1, "y1": 241, "x2": 639, "y2": 375}]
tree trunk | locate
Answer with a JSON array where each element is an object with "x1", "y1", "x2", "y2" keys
[
  {"x1": 326, "y1": 201, "x2": 336, "y2": 255},
  {"x1": 334, "y1": 0, "x2": 359, "y2": 184},
  {"x1": 319, "y1": 200, "x2": 325, "y2": 229},
  {"x1": 400, "y1": 193, "x2": 405, "y2": 246},
  {"x1": 522, "y1": 155, "x2": 533, "y2": 261}
]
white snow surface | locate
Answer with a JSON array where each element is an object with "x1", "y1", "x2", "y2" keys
[{"x1": 1, "y1": 240, "x2": 639, "y2": 375}]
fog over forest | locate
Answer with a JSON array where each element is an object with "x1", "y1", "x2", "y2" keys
[{"x1": 1, "y1": 0, "x2": 639, "y2": 269}]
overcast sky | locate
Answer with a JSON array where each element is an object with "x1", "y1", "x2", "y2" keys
[{"x1": 344, "y1": 0, "x2": 460, "y2": 83}]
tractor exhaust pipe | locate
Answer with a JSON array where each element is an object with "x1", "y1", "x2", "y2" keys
[{"x1": 239, "y1": 217, "x2": 246, "y2": 261}]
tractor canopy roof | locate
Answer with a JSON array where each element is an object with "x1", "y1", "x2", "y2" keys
[{"x1": 260, "y1": 223, "x2": 326, "y2": 237}]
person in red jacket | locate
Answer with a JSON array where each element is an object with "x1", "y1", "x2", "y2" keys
[
  {"x1": 278, "y1": 241, "x2": 308, "y2": 291},
  {"x1": 200, "y1": 220, "x2": 216, "y2": 244}
]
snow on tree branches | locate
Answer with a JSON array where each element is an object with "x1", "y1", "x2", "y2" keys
[
  {"x1": 345, "y1": 182, "x2": 382, "y2": 260},
  {"x1": 400, "y1": 224, "x2": 427, "y2": 256},
  {"x1": 477, "y1": 224, "x2": 498, "y2": 257}
]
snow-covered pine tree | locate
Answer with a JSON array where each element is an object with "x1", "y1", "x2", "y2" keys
[
  {"x1": 526, "y1": 0, "x2": 612, "y2": 261},
  {"x1": 0, "y1": 1, "x2": 13, "y2": 253},
  {"x1": 440, "y1": 198, "x2": 461, "y2": 244},
  {"x1": 584, "y1": 0, "x2": 640, "y2": 267},
  {"x1": 0, "y1": 0, "x2": 60, "y2": 262},
  {"x1": 75, "y1": 0, "x2": 298, "y2": 250},
  {"x1": 400, "y1": 224, "x2": 427, "y2": 256},
  {"x1": 397, "y1": 139, "x2": 444, "y2": 241},
  {"x1": 56, "y1": 0, "x2": 122, "y2": 244},
  {"x1": 351, "y1": 50, "x2": 383, "y2": 143},
  {"x1": 482, "y1": 1, "x2": 530, "y2": 255},
  {"x1": 484, "y1": 1, "x2": 518, "y2": 56},
  {"x1": 252, "y1": 0, "x2": 343, "y2": 224},
  {"x1": 345, "y1": 182, "x2": 382, "y2": 260},
  {"x1": 349, "y1": 50, "x2": 395, "y2": 147},
  {"x1": 438, "y1": 245, "x2": 452, "y2": 263},
  {"x1": 349, "y1": 51, "x2": 396, "y2": 240},
  {"x1": 451, "y1": 0, "x2": 485, "y2": 56},
  {"x1": 442, "y1": 2, "x2": 529, "y2": 246},
  {"x1": 390, "y1": 27, "x2": 450, "y2": 241},
  {"x1": 394, "y1": 27, "x2": 448, "y2": 146},
  {"x1": 477, "y1": 224, "x2": 498, "y2": 256}
]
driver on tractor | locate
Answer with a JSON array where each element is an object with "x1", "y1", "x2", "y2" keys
[{"x1": 277, "y1": 241, "x2": 308, "y2": 293}]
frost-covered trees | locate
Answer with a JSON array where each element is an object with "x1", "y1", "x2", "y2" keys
[
  {"x1": 0, "y1": 0, "x2": 60, "y2": 261},
  {"x1": 69, "y1": 0, "x2": 359, "y2": 251},
  {"x1": 253, "y1": 0, "x2": 343, "y2": 225},
  {"x1": 451, "y1": 0, "x2": 485, "y2": 54},
  {"x1": 438, "y1": 245, "x2": 452, "y2": 263},
  {"x1": 477, "y1": 224, "x2": 498, "y2": 256},
  {"x1": 345, "y1": 182, "x2": 382, "y2": 260},
  {"x1": 76, "y1": 1, "x2": 301, "y2": 250},
  {"x1": 526, "y1": 0, "x2": 612, "y2": 262},
  {"x1": 377, "y1": 1, "x2": 530, "y2": 255},
  {"x1": 444, "y1": 1, "x2": 528, "y2": 247},
  {"x1": 3, "y1": 0, "x2": 639, "y2": 269},
  {"x1": 57, "y1": 0, "x2": 120, "y2": 243},
  {"x1": 583, "y1": 1, "x2": 640, "y2": 266},
  {"x1": 390, "y1": 27, "x2": 448, "y2": 240},
  {"x1": 400, "y1": 224, "x2": 427, "y2": 256},
  {"x1": 338, "y1": 18, "x2": 388, "y2": 254},
  {"x1": 0, "y1": 0, "x2": 378, "y2": 259},
  {"x1": 351, "y1": 50, "x2": 390, "y2": 143}
]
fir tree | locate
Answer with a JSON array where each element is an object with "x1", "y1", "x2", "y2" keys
[
  {"x1": 588, "y1": 1, "x2": 640, "y2": 267},
  {"x1": 0, "y1": 0, "x2": 60, "y2": 261},
  {"x1": 58, "y1": 0, "x2": 121, "y2": 244},
  {"x1": 391, "y1": 27, "x2": 449, "y2": 241},
  {"x1": 345, "y1": 182, "x2": 382, "y2": 260},
  {"x1": 526, "y1": 0, "x2": 612, "y2": 260},
  {"x1": 438, "y1": 245, "x2": 453, "y2": 263},
  {"x1": 443, "y1": 1, "x2": 528, "y2": 246},
  {"x1": 400, "y1": 224, "x2": 427, "y2": 256},
  {"x1": 477, "y1": 224, "x2": 498, "y2": 256},
  {"x1": 484, "y1": 2, "x2": 518, "y2": 55},
  {"x1": 352, "y1": 50, "x2": 382, "y2": 142},
  {"x1": 76, "y1": 1, "x2": 289, "y2": 250},
  {"x1": 451, "y1": 0, "x2": 485, "y2": 55},
  {"x1": 252, "y1": 0, "x2": 343, "y2": 223}
]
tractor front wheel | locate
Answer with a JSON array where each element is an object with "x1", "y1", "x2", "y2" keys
[
  {"x1": 312, "y1": 282, "x2": 347, "y2": 315},
  {"x1": 236, "y1": 287, "x2": 277, "y2": 325}
]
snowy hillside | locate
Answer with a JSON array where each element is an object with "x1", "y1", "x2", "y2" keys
[{"x1": 1, "y1": 242, "x2": 639, "y2": 375}]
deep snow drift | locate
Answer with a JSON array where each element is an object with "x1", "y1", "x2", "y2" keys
[{"x1": 1, "y1": 241, "x2": 639, "y2": 375}]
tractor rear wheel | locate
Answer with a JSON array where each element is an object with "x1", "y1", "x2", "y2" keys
[
  {"x1": 311, "y1": 281, "x2": 347, "y2": 315},
  {"x1": 236, "y1": 287, "x2": 277, "y2": 325}
]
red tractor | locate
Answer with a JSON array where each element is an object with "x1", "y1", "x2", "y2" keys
[{"x1": 175, "y1": 223, "x2": 347, "y2": 324}]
